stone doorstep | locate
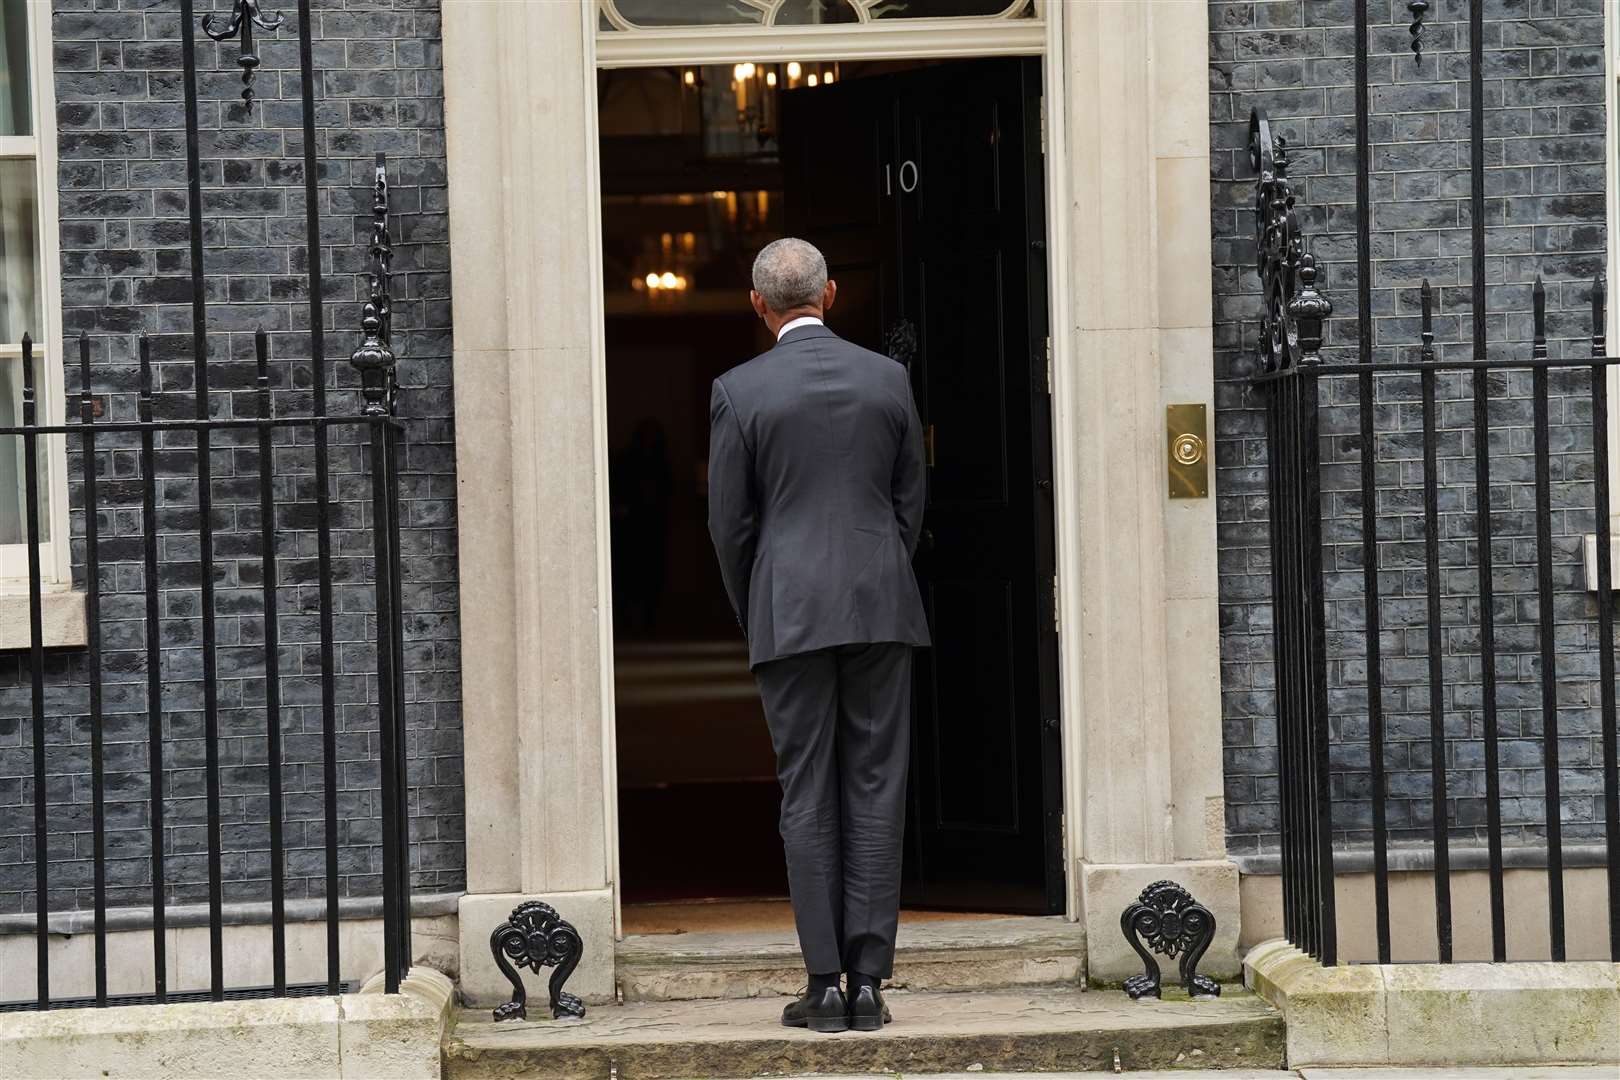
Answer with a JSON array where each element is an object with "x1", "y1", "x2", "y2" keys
[
  {"x1": 615, "y1": 915, "x2": 1086, "y2": 1002},
  {"x1": 443, "y1": 988, "x2": 1285, "y2": 1080},
  {"x1": 1244, "y1": 940, "x2": 1620, "y2": 1068}
]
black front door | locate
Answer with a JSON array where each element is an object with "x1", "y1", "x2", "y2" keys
[{"x1": 780, "y1": 58, "x2": 1063, "y2": 915}]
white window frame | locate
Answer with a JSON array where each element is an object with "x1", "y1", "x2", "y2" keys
[
  {"x1": 593, "y1": 0, "x2": 1045, "y2": 66},
  {"x1": 0, "y1": 0, "x2": 69, "y2": 589}
]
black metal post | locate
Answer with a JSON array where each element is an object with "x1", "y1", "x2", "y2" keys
[
  {"x1": 352, "y1": 155, "x2": 406, "y2": 991},
  {"x1": 22, "y1": 336, "x2": 49, "y2": 1009},
  {"x1": 255, "y1": 328, "x2": 287, "y2": 993},
  {"x1": 177, "y1": 0, "x2": 225, "y2": 999},
  {"x1": 1591, "y1": 275, "x2": 1620, "y2": 962},
  {"x1": 1352, "y1": 2, "x2": 1387, "y2": 962},
  {"x1": 293, "y1": 0, "x2": 343, "y2": 992},
  {"x1": 79, "y1": 333, "x2": 108, "y2": 1005},
  {"x1": 138, "y1": 334, "x2": 167, "y2": 1001},
  {"x1": 1418, "y1": 283, "x2": 1452, "y2": 963},
  {"x1": 1466, "y1": 0, "x2": 1507, "y2": 967},
  {"x1": 1356, "y1": 361, "x2": 1390, "y2": 963},
  {"x1": 1529, "y1": 280, "x2": 1566, "y2": 961},
  {"x1": 1300, "y1": 360, "x2": 1336, "y2": 966}
]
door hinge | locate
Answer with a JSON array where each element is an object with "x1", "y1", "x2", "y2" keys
[
  {"x1": 1038, "y1": 94, "x2": 1046, "y2": 155},
  {"x1": 1033, "y1": 336, "x2": 1051, "y2": 394},
  {"x1": 1051, "y1": 574, "x2": 1060, "y2": 634}
]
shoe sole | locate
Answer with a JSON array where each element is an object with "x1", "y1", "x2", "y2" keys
[
  {"x1": 849, "y1": 1014, "x2": 883, "y2": 1032},
  {"x1": 808, "y1": 1015, "x2": 851, "y2": 1033}
]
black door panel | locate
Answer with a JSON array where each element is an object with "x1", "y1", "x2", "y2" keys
[{"x1": 781, "y1": 58, "x2": 1061, "y2": 915}]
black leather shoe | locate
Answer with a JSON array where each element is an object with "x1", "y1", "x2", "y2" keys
[
  {"x1": 781, "y1": 986, "x2": 850, "y2": 1033},
  {"x1": 847, "y1": 984, "x2": 891, "y2": 1031}
]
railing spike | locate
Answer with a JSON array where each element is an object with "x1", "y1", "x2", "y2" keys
[
  {"x1": 1533, "y1": 276, "x2": 1548, "y2": 359},
  {"x1": 21, "y1": 332, "x2": 34, "y2": 399},
  {"x1": 79, "y1": 333, "x2": 93, "y2": 415},
  {"x1": 1420, "y1": 280, "x2": 1435, "y2": 363},
  {"x1": 138, "y1": 333, "x2": 153, "y2": 403},
  {"x1": 1594, "y1": 273, "x2": 1607, "y2": 357}
]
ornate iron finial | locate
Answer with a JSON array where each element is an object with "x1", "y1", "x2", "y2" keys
[
  {"x1": 1251, "y1": 107, "x2": 1336, "y2": 374},
  {"x1": 1407, "y1": 0, "x2": 1429, "y2": 62},
  {"x1": 1289, "y1": 254, "x2": 1333, "y2": 363},
  {"x1": 1121, "y1": 880, "x2": 1220, "y2": 1001},
  {"x1": 1532, "y1": 276, "x2": 1548, "y2": 360},
  {"x1": 202, "y1": 0, "x2": 285, "y2": 108},
  {"x1": 490, "y1": 901, "x2": 586, "y2": 1022},
  {"x1": 1593, "y1": 273, "x2": 1607, "y2": 358},
  {"x1": 350, "y1": 155, "x2": 396, "y2": 416}
]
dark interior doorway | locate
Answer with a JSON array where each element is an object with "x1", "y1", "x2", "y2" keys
[{"x1": 599, "y1": 56, "x2": 1063, "y2": 914}]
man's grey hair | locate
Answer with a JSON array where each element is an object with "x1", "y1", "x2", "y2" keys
[{"x1": 752, "y1": 238, "x2": 828, "y2": 314}]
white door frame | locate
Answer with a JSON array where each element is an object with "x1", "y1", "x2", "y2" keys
[{"x1": 580, "y1": 1, "x2": 1086, "y2": 926}]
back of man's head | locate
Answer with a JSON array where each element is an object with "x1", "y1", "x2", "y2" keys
[{"x1": 752, "y1": 238, "x2": 828, "y2": 315}]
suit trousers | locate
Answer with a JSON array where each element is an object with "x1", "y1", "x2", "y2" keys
[{"x1": 753, "y1": 642, "x2": 913, "y2": 979}]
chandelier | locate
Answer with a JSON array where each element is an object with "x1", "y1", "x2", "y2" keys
[{"x1": 680, "y1": 61, "x2": 842, "y2": 151}]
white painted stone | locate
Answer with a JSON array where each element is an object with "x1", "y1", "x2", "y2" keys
[
  {"x1": 1237, "y1": 867, "x2": 1618, "y2": 964},
  {"x1": 1246, "y1": 940, "x2": 1620, "y2": 1068},
  {"x1": 0, "y1": 967, "x2": 453, "y2": 1079},
  {"x1": 1080, "y1": 860, "x2": 1242, "y2": 982},
  {"x1": 0, "y1": 588, "x2": 85, "y2": 649},
  {"x1": 0, "y1": 914, "x2": 459, "y2": 1003},
  {"x1": 346, "y1": 967, "x2": 457, "y2": 1080},
  {"x1": 458, "y1": 889, "x2": 617, "y2": 1010},
  {"x1": 442, "y1": 0, "x2": 616, "y2": 973},
  {"x1": 1381, "y1": 961, "x2": 1620, "y2": 1067}
]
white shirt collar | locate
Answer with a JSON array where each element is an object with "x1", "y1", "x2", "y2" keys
[{"x1": 776, "y1": 315, "x2": 824, "y2": 340}]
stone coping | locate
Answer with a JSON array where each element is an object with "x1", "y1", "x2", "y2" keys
[
  {"x1": 1243, "y1": 939, "x2": 1620, "y2": 1068},
  {"x1": 1232, "y1": 843, "x2": 1611, "y2": 876},
  {"x1": 0, "y1": 890, "x2": 463, "y2": 937},
  {"x1": 0, "y1": 966, "x2": 455, "y2": 1079}
]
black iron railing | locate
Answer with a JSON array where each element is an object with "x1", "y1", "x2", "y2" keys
[
  {"x1": 1252, "y1": 89, "x2": 1620, "y2": 965},
  {"x1": 0, "y1": 1, "x2": 410, "y2": 1009}
]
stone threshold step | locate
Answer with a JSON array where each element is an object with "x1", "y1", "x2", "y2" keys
[
  {"x1": 616, "y1": 915, "x2": 1084, "y2": 1001},
  {"x1": 445, "y1": 988, "x2": 1285, "y2": 1080}
]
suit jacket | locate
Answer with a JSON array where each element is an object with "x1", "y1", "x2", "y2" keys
[{"x1": 708, "y1": 323, "x2": 932, "y2": 668}]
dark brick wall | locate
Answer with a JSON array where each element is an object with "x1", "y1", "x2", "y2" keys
[
  {"x1": 0, "y1": 0, "x2": 462, "y2": 916},
  {"x1": 1213, "y1": 0, "x2": 1610, "y2": 855}
]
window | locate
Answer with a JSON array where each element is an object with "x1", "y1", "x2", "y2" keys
[
  {"x1": 0, "y1": 0, "x2": 66, "y2": 586},
  {"x1": 598, "y1": 0, "x2": 1037, "y2": 32}
]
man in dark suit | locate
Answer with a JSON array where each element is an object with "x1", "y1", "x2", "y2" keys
[{"x1": 708, "y1": 237, "x2": 930, "y2": 1033}]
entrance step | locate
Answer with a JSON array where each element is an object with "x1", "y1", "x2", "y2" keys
[
  {"x1": 615, "y1": 915, "x2": 1084, "y2": 1002},
  {"x1": 444, "y1": 988, "x2": 1285, "y2": 1080}
]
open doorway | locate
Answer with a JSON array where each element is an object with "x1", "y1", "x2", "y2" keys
[{"x1": 599, "y1": 55, "x2": 1064, "y2": 919}]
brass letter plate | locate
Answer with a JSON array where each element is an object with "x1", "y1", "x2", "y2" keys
[{"x1": 1167, "y1": 403, "x2": 1208, "y2": 499}]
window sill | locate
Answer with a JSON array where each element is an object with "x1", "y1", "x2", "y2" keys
[{"x1": 0, "y1": 588, "x2": 87, "y2": 649}]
